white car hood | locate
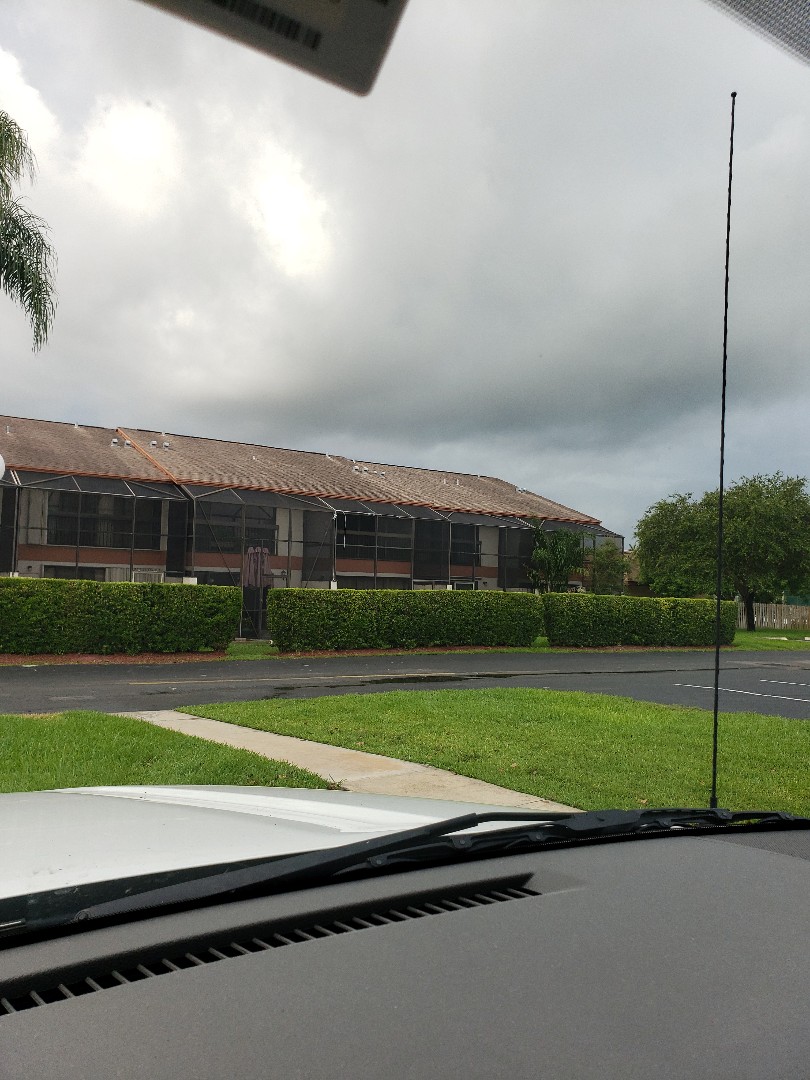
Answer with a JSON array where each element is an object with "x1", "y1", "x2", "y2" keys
[{"x1": 0, "y1": 786, "x2": 523, "y2": 901}]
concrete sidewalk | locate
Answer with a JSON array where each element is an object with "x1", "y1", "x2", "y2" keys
[{"x1": 119, "y1": 709, "x2": 578, "y2": 812}]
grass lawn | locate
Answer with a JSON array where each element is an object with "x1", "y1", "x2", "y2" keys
[
  {"x1": 3, "y1": 629, "x2": 808, "y2": 667},
  {"x1": 225, "y1": 640, "x2": 280, "y2": 660},
  {"x1": 181, "y1": 689, "x2": 809, "y2": 815},
  {"x1": 0, "y1": 711, "x2": 327, "y2": 793},
  {"x1": 224, "y1": 639, "x2": 557, "y2": 659},
  {"x1": 731, "y1": 628, "x2": 810, "y2": 651},
  {"x1": 225, "y1": 630, "x2": 810, "y2": 660}
]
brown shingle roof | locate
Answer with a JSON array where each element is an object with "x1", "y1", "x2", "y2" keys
[
  {"x1": 0, "y1": 416, "x2": 169, "y2": 482},
  {"x1": 123, "y1": 428, "x2": 599, "y2": 524},
  {"x1": 0, "y1": 415, "x2": 600, "y2": 526}
]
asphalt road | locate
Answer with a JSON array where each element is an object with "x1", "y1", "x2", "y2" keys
[{"x1": 2, "y1": 651, "x2": 810, "y2": 719}]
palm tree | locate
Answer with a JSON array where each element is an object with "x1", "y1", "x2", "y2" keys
[
  {"x1": 0, "y1": 110, "x2": 57, "y2": 350},
  {"x1": 525, "y1": 522, "x2": 585, "y2": 593}
]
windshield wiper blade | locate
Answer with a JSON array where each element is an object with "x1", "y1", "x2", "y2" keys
[
  {"x1": 509, "y1": 807, "x2": 809, "y2": 836},
  {"x1": 68, "y1": 810, "x2": 571, "y2": 926},
  {"x1": 354, "y1": 808, "x2": 810, "y2": 871},
  {"x1": 4, "y1": 807, "x2": 802, "y2": 942},
  {"x1": 17, "y1": 809, "x2": 796, "y2": 931},
  {"x1": 64, "y1": 807, "x2": 808, "y2": 929}
]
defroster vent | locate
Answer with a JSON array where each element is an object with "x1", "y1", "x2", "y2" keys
[{"x1": 1, "y1": 883, "x2": 538, "y2": 1017}]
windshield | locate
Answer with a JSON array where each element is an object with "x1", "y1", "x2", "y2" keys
[{"x1": 0, "y1": 0, "x2": 808, "y2": 910}]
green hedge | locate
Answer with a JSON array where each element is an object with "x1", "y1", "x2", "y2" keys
[
  {"x1": 266, "y1": 589, "x2": 545, "y2": 652},
  {"x1": 541, "y1": 593, "x2": 737, "y2": 647},
  {"x1": 0, "y1": 579, "x2": 242, "y2": 654}
]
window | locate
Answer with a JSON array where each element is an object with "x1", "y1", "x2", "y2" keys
[
  {"x1": 336, "y1": 513, "x2": 375, "y2": 559},
  {"x1": 413, "y1": 519, "x2": 450, "y2": 581},
  {"x1": 335, "y1": 514, "x2": 413, "y2": 562},
  {"x1": 133, "y1": 500, "x2": 163, "y2": 550},
  {"x1": 79, "y1": 494, "x2": 133, "y2": 548},
  {"x1": 195, "y1": 502, "x2": 241, "y2": 553},
  {"x1": 498, "y1": 528, "x2": 534, "y2": 590},
  {"x1": 194, "y1": 502, "x2": 277, "y2": 554},
  {"x1": 450, "y1": 523, "x2": 478, "y2": 567},
  {"x1": 301, "y1": 510, "x2": 333, "y2": 583},
  {"x1": 46, "y1": 492, "x2": 162, "y2": 550},
  {"x1": 46, "y1": 491, "x2": 80, "y2": 546},
  {"x1": 243, "y1": 505, "x2": 277, "y2": 546},
  {"x1": 376, "y1": 517, "x2": 412, "y2": 562}
]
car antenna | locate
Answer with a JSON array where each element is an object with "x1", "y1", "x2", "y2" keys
[{"x1": 710, "y1": 91, "x2": 737, "y2": 810}]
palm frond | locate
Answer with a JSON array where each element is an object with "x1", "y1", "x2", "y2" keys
[
  {"x1": 0, "y1": 197, "x2": 57, "y2": 350},
  {"x1": 0, "y1": 110, "x2": 37, "y2": 202}
]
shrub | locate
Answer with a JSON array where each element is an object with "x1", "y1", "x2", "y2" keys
[
  {"x1": 138, "y1": 583, "x2": 243, "y2": 652},
  {"x1": 0, "y1": 578, "x2": 242, "y2": 654},
  {"x1": 266, "y1": 589, "x2": 545, "y2": 652},
  {"x1": 541, "y1": 593, "x2": 736, "y2": 647}
]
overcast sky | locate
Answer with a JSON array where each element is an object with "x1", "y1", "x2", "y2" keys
[{"x1": 1, "y1": 0, "x2": 808, "y2": 541}]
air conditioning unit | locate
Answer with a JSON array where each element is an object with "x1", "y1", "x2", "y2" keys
[{"x1": 132, "y1": 570, "x2": 166, "y2": 584}]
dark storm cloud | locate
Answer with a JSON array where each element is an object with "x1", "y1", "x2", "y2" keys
[{"x1": 1, "y1": 0, "x2": 808, "y2": 540}]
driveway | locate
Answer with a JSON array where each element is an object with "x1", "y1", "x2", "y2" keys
[{"x1": 2, "y1": 650, "x2": 809, "y2": 718}]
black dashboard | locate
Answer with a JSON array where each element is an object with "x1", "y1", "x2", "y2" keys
[{"x1": 3, "y1": 829, "x2": 809, "y2": 1079}]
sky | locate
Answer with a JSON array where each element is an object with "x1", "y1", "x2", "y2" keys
[{"x1": 1, "y1": 0, "x2": 808, "y2": 542}]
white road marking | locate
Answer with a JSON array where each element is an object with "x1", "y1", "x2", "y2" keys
[
  {"x1": 674, "y1": 682, "x2": 810, "y2": 704},
  {"x1": 760, "y1": 679, "x2": 809, "y2": 688}
]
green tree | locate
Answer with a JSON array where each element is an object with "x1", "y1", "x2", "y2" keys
[
  {"x1": 587, "y1": 539, "x2": 630, "y2": 594},
  {"x1": 634, "y1": 493, "x2": 715, "y2": 598},
  {"x1": 0, "y1": 110, "x2": 57, "y2": 349},
  {"x1": 635, "y1": 473, "x2": 810, "y2": 630},
  {"x1": 525, "y1": 522, "x2": 584, "y2": 593}
]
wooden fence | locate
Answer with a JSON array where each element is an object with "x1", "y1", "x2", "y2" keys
[{"x1": 737, "y1": 602, "x2": 810, "y2": 631}]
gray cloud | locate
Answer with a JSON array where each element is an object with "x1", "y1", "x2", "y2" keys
[{"x1": 1, "y1": 0, "x2": 808, "y2": 542}]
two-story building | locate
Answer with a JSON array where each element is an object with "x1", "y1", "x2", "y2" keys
[{"x1": 0, "y1": 415, "x2": 622, "y2": 634}]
